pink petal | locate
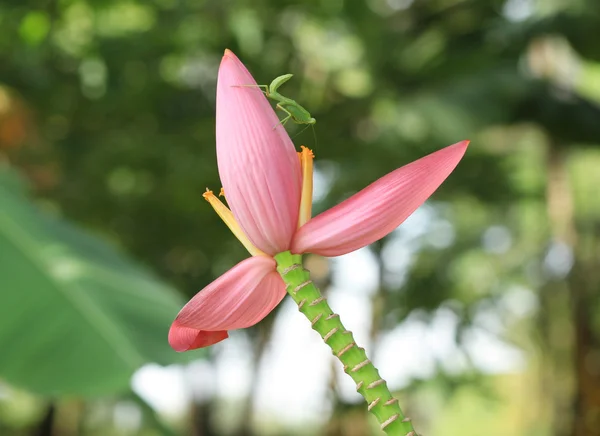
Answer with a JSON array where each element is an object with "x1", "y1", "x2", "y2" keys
[
  {"x1": 168, "y1": 256, "x2": 286, "y2": 351},
  {"x1": 291, "y1": 141, "x2": 469, "y2": 257},
  {"x1": 168, "y1": 322, "x2": 229, "y2": 351},
  {"x1": 216, "y1": 50, "x2": 301, "y2": 255}
]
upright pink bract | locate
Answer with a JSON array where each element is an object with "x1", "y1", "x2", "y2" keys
[{"x1": 216, "y1": 50, "x2": 301, "y2": 256}]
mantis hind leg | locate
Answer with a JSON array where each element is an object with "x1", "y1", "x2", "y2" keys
[
  {"x1": 273, "y1": 115, "x2": 291, "y2": 130},
  {"x1": 273, "y1": 104, "x2": 293, "y2": 130}
]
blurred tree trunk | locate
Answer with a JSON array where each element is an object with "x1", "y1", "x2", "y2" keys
[
  {"x1": 569, "y1": 256, "x2": 600, "y2": 436},
  {"x1": 545, "y1": 144, "x2": 600, "y2": 436},
  {"x1": 538, "y1": 278, "x2": 574, "y2": 436},
  {"x1": 325, "y1": 358, "x2": 369, "y2": 436},
  {"x1": 542, "y1": 145, "x2": 577, "y2": 436},
  {"x1": 34, "y1": 401, "x2": 84, "y2": 436},
  {"x1": 189, "y1": 319, "x2": 274, "y2": 436},
  {"x1": 237, "y1": 315, "x2": 275, "y2": 436},
  {"x1": 33, "y1": 403, "x2": 55, "y2": 436},
  {"x1": 191, "y1": 402, "x2": 218, "y2": 436}
]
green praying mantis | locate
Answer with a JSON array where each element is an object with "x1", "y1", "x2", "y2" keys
[{"x1": 235, "y1": 74, "x2": 317, "y2": 130}]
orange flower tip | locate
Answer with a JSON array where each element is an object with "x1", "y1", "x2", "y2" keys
[
  {"x1": 300, "y1": 145, "x2": 315, "y2": 158},
  {"x1": 224, "y1": 48, "x2": 234, "y2": 56},
  {"x1": 202, "y1": 188, "x2": 213, "y2": 201}
]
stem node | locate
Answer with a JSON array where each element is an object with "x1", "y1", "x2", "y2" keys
[
  {"x1": 367, "y1": 379, "x2": 386, "y2": 389},
  {"x1": 337, "y1": 342, "x2": 356, "y2": 357},
  {"x1": 381, "y1": 414, "x2": 399, "y2": 429},
  {"x1": 323, "y1": 327, "x2": 339, "y2": 342},
  {"x1": 352, "y1": 359, "x2": 372, "y2": 372},
  {"x1": 368, "y1": 398, "x2": 381, "y2": 411},
  {"x1": 309, "y1": 296, "x2": 326, "y2": 306}
]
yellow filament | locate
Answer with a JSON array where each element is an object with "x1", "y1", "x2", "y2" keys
[
  {"x1": 298, "y1": 146, "x2": 314, "y2": 227},
  {"x1": 203, "y1": 188, "x2": 266, "y2": 257}
]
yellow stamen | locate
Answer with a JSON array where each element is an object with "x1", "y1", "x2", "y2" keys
[
  {"x1": 219, "y1": 187, "x2": 225, "y2": 197},
  {"x1": 203, "y1": 188, "x2": 266, "y2": 257},
  {"x1": 298, "y1": 146, "x2": 314, "y2": 227}
]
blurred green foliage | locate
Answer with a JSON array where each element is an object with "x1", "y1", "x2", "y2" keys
[
  {"x1": 1, "y1": 0, "x2": 600, "y2": 435},
  {"x1": 0, "y1": 165, "x2": 190, "y2": 397}
]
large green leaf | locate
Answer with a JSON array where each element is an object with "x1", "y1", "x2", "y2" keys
[{"x1": 0, "y1": 165, "x2": 194, "y2": 397}]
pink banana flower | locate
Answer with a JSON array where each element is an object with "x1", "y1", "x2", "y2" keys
[{"x1": 168, "y1": 50, "x2": 468, "y2": 351}]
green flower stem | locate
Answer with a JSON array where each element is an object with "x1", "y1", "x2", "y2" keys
[{"x1": 274, "y1": 251, "x2": 418, "y2": 436}]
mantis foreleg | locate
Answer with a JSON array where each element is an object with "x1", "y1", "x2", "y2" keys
[{"x1": 232, "y1": 84, "x2": 270, "y2": 96}]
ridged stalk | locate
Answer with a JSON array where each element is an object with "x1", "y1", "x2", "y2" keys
[{"x1": 274, "y1": 251, "x2": 418, "y2": 436}]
